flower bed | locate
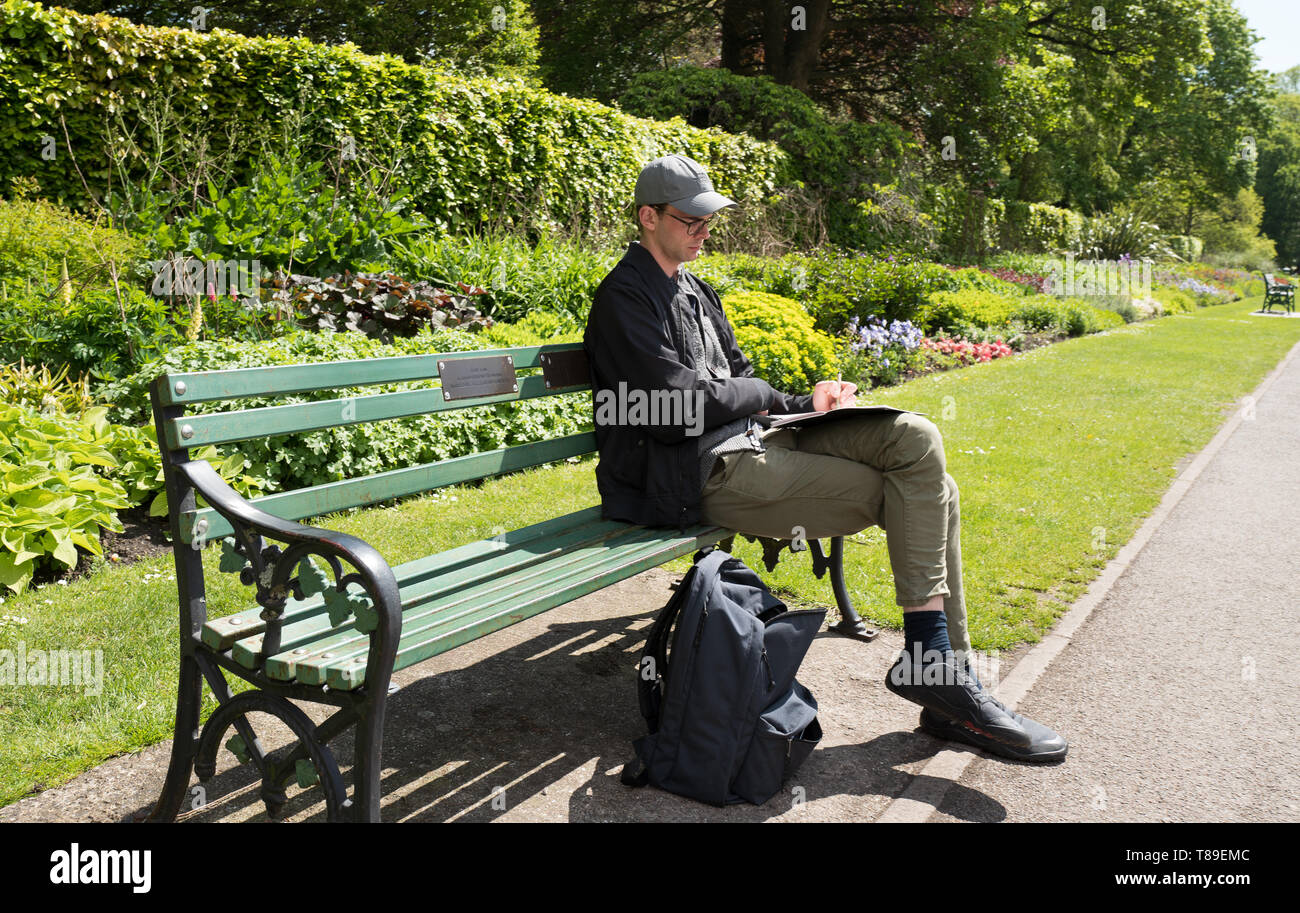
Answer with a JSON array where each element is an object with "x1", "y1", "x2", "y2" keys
[{"x1": 921, "y1": 336, "x2": 1014, "y2": 365}]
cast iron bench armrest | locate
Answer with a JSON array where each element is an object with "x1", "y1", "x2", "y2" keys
[{"x1": 180, "y1": 460, "x2": 403, "y2": 677}]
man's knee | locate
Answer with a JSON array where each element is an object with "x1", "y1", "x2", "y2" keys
[{"x1": 896, "y1": 413, "x2": 946, "y2": 470}]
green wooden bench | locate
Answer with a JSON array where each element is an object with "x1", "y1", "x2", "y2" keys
[
  {"x1": 145, "y1": 341, "x2": 875, "y2": 823},
  {"x1": 1262, "y1": 273, "x2": 1294, "y2": 313}
]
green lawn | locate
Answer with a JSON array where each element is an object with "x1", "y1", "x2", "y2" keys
[{"x1": 1, "y1": 296, "x2": 1297, "y2": 807}]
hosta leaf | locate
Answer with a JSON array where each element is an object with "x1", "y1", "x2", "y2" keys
[
  {"x1": 4, "y1": 465, "x2": 54, "y2": 491},
  {"x1": 70, "y1": 529, "x2": 102, "y2": 555},
  {"x1": 0, "y1": 551, "x2": 34, "y2": 594},
  {"x1": 51, "y1": 534, "x2": 79, "y2": 569},
  {"x1": 149, "y1": 490, "x2": 169, "y2": 517}
]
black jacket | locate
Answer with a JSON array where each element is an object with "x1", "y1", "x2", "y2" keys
[{"x1": 583, "y1": 242, "x2": 814, "y2": 529}]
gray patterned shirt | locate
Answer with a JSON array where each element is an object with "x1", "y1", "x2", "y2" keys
[{"x1": 675, "y1": 270, "x2": 764, "y2": 489}]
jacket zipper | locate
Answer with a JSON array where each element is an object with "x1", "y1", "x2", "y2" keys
[{"x1": 761, "y1": 647, "x2": 775, "y2": 691}]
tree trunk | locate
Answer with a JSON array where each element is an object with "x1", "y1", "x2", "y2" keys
[
  {"x1": 721, "y1": 0, "x2": 752, "y2": 71},
  {"x1": 777, "y1": 0, "x2": 831, "y2": 90}
]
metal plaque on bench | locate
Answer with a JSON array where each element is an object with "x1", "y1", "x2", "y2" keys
[
  {"x1": 539, "y1": 348, "x2": 591, "y2": 390},
  {"x1": 438, "y1": 355, "x2": 518, "y2": 401}
]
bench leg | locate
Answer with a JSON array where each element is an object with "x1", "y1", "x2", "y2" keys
[
  {"x1": 351, "y1": 697, "x2": 387, "y2": 823},
  {"x1": 193, "y1": 690, "x2": 351, "y2": 822},
  {"x1": 821, "y1": 537, "x2": 878, "y2": 642},
  {"x1": 147, "y1": 653, "x2": 204, "y2": 822}
]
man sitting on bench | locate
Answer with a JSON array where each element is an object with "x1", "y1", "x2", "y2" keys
[{"x1": 583, "y1": 154, "x2": 1067, "y2": 762}]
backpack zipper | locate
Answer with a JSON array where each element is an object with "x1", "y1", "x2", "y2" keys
[
  {"x1": 693, "y1": 601, "x2": 710, "y2": 649},
  {"x1": 761, "y1": 647, "x2": 775, "y2": 691}
]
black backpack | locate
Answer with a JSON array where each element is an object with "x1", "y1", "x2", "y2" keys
[{"x1": 622, "y1": 547, "x2": 825, "y2": 806}]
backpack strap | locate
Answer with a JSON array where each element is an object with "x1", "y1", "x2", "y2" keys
[
  {"x1": 635, "y1": 547, "x2": 733, "y2": 733},
  {"x1": 620, "y1": 752, "x2": 649, "y2": 788}
]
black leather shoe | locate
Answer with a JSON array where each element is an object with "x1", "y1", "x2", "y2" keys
[
  {"x1": 919, "y1": 703, "x2": 1068, "y2": 762},
  {"x1": 885, "y1": 653, "x2": 1032, "y2": 748}
]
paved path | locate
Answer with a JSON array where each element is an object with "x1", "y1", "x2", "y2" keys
[
  {"x1": 4, "y1": 340, "x2": 1298, "y2": 823},
  {"x1": 920, "y1": 337, "x2": 1300, "y2": 823}
]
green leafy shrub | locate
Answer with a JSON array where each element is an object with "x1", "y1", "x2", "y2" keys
[
  {"x1": 1150, "y1": 285, "x2": 1196, "y2": 314},
  {"x1": 721, "y1": 291, "x2": 838, "y2": 395},
  {"x1": 692, "y1": 252, "x2": 806, "y2": 298},
  {"x1": 700, "y1": 250, "x2": 951, "y2": 334},
  {"x1": 481, "y1": 311, "x2": 583, "y2": 348},
  {"x1": 0, "y1": 285, "x2": 185, "y2": 380},
  {"x1": 1001, "y1": 201, "x2": 1085, "y2": 253},
  {"x1": 938, "y1": 267, "x2": 1029, "y2": 297},
  {"x1": 0, "y1": 195, "x2": 144, "y2": 293},
  {"x1": 1008, "y1": 298, "x2": 1125, "y2": 336},
  {"x1": 0, "y1": 404, "x2": 128, "y2": 593},
  {"x1": 391, "y1": 233, "x2": 616, "y2": 328},
  {"x1": 917, "y1": 289, "x2": 1025, "y2": 334},
  {"x1": 129, "y1": 155, "x2": 428, "y2": 278},
  {"x1": 929, "y1": 186, "x2": 1007, "y2": 262},
  {"x1": 803, "y1": 254, "x2": 951, "y2": 333},
  {"x1": 99, "y1": 329, "x2": 592, "y2": 494}
]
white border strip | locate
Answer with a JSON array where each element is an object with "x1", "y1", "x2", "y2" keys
[{"x1": 876, "y1": 336, "x2": 1300, "y2": 823}]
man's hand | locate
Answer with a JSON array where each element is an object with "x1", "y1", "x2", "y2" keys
[{"x1": 813, "y1": 379, "x2": 858, "y2": 412}]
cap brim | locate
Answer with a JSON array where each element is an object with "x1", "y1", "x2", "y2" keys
[{"x1": 670, "y1": 191, "x2": 737, "y2": 218}]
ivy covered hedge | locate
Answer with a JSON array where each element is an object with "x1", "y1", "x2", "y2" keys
[{"x1": 0, "y1": 0, "x2": 786, "y2": 236}]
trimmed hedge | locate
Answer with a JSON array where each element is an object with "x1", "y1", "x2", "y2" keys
[
  {"x1": 1002, "y1": 201, "x2": 1085, "y2": 254},
  {"x1": 1166, "y1": 235, "x2": 1205, "y2": 262},
  {"x1": 0, "y1": 1, "x2": 786, "y2": 238},
  {"x1": 931, "y1": 189, "x2": 1088, "y2": 261},
  {"x1": 918, "y1": 289, "x2": 1026, "y2": 334}
]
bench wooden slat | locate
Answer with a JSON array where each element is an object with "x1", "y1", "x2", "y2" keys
[
  {"x1": 262, "y1": 522, "x2": 679, "y2": 681},
  {"x1": 179, "y1": 432, "x2": 598, "y2": 544},
  {"x1": 163, "y1": 372, "x2": 587, "y2": 450},
  {"x1": 224, "y1": 509, "x2": 632, "y2": 667},
  {"x1": 202, "y1": 506, "x2": 616, "y2": 650},
  {"x1": 157, "y1": 343, "x2": 586, "y2": 406},
  {"x1": 302, "y1": 524, "x2": 723, "y2": 690}
]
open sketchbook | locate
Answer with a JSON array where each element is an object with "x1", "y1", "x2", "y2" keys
[{"x1": 753, "y1": 404, "x2": 926, "y2": 431}]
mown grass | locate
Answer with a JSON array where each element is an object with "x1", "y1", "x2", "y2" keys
[{"x1": 1, "y1": 297, "x2": 1297, "y2": 807}]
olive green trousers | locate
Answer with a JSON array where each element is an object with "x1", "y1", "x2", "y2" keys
[{"x1": 699, "y1": 411, "x2": 971, "y2": 655}]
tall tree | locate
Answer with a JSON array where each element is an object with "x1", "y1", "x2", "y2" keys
[{"x1": 1256, "y1": 93, "x2": 1300, "y2": 268}]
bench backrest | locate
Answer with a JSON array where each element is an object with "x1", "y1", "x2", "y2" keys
[{"x1": 149, "y1": 342, "x2": 594, "y2": 545}]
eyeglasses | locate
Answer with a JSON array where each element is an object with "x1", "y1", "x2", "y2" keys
[{"x1": 655, "y1": 207, "x2": 721, "y2": 237}]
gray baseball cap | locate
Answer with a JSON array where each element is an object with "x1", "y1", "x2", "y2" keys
[{"x1": 634, "y1": 154, "x2": 737, "y2": 217}]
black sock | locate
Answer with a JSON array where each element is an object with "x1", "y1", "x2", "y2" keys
[
  {"x1": 900, "y1": 610, "x2": 985, "y2": 689},
  {"x1": 901, "y1": 609, "x2": 952, "y2": 666}
]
